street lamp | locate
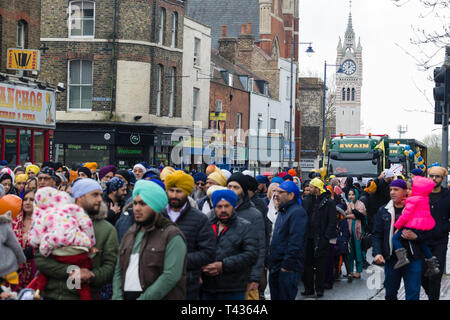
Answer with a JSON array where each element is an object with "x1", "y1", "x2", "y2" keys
[
  {"x1": 322, "y1": 61, "x2": 343, "y2": 165},
  {"x1": 290, "y1": 36, "x2": 314, "y2": 169}
]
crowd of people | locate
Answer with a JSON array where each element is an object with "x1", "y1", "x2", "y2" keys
[{"x1": 0, "y1": 160, "x2": 449, "y2": 301}]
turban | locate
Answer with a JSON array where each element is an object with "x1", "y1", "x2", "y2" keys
[
  {"x1": 255, "y1": 175, "x2": 270, "y2": 186},
  {"x1": 288, "y1": 169, "x2": 297, "y2": 177},
  {"x1": 164, "y1": 170, "x2": 195, "y2": 196},
  {"x1": 211, "y1": 189, "x2": 238, "y2": 208},
  {"x1": 221, "y1": 169, "x2": 232, "y2": 180},
  {"x1": 0, "y1": 194, "x2": 22, "y2": 219},
  {"x1": 71, "y1": 178, "x2": 102, "y2": 199},
  {"x1": 106, "y1": 177, "x2": 125, "y2": 194},
  {"x1": 262, "y1": 172, "x2": 273, "y2": 178},
  {"x1": 246, "y1": 175, "x2": 258, "y2": 192},
  {"x1": 133, "y1": 164, "x2": 146, "y2": 173},
  {"x1": 278, "y1": 172, "x2": 288, "y2": 179},
  {"x1": 160, "y1": 166, "x2": 176, "y2": 181},
  {"x1": 128, "y1": 170, "x2": 136, "y2": 185},
  {"x1": 77, "y1": 166, "x2": 92, "y2": 179},
  {"x1": 69, "y1": 170, "x2": 79, "y2": 183},
  {"x1": 26, "y1": 165, "x2": 40, "y2": 176},
  {"x1": 390, "y1": 179, "x2": 407, "y2": 189},
  {"x1": 133, "y1": 180, "x2": 168, "y2": 213},
  {"x1": 206, "y1": 165, "x2": 217, "y2": 176},
  {"x1": 310, "y1": 178, "x2": 326, "y2": 194},
  {"x1": 227, "y1": 172, "x2": 249, "y2": 195},
  {"x1": 207, "y1": 185, "x2": 227, "y2": 198},
  {"x1": 411, "y1": 168, "x2": 423, "y2": 176},
  {"x1": 55, "y1": 173, "x2": 68, "y2": 185},
  {"x1": 283, "y1": 174, "x2": 293, "y2": 181},
  {"x1": 0, "y1": 160, "x2": 7, "y2": 166},
  {"x1": 207, "y1": 170, "x2": 227, "y2": 187},
  {"x1": 15, "y1": 174, "x2": 28, "y2": 184},
  {"x1": 278, "y1": 181, "x2": 301, "y2": 199},
  {"x1": 271, "y1": 176, "x2": 284, "y2": 185},
  {"x1": 242, "y1": 170, "x2": 252, "y2": 176},
  {"x1": 143, "y1": 168, "x2": 160, "y2": 179},
  {"x1": 99, "y1": 165, "x2": 118, "y2": 180},
  {"x1": 116, "y1": 170, "x2": 132, "y2": 184},
  {"x1": 364, "y1": 180, "x2": 377, "y2": 193},
  {"x1": 193, "y1": 172, "x2": 207, "y2": 183},
  {"x1": 428, "y1": 166, "x2": 447, "y2": 178},
  {"x1": 149, "y1": 178, "x2": 166, "y2": 191}
]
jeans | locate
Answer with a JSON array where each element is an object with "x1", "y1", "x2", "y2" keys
[
  {"x1": 384, "y1": 258, "x2": 422, "y2": 300},
  {"x1": 392, "y1": 228, "x2": 432, "y2": 258},
  {"x1": 269, "y1": 270, "x2": 301, "y2": 300},
  {"x1": 201, "y1": 291, "x2": 246, "y2": 300},
  {"x1": 421, "y1": 241, "x2": 448, "y2": 300}
]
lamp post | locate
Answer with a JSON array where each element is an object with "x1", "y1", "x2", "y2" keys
[
  {"x1": 290, "y1": 35, "x2": 314, "y2": 169},
  {"x1": 322, "y1": 61, "x2": 343, "y2": 165}
]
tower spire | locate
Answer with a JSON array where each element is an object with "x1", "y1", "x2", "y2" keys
[{"x1": 344, "y1": 0, "x2": 355, "y2": 48}]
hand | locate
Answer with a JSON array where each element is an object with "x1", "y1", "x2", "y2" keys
[
  {"x1": 346, "y1": 214, "x2": 355, "y2": 220},
  {"x1": 394, "y1": 229, "x2": 399, "y2": 234},
  {"x1": 350, "y1": 203, "x2": 355, "y2": 210},
  {"x1": 202, "y1": 262, "x2": 223, "y2": 276},
  {"x1": 378, "y1": 172, "x2": 386, "y2": 180},
  {"x1": 247, "y1": 282, "x2": 259, "y2": 291},
  {"x1": 77, "y1": 268, "x2": 95, "y2": 283},
  {"x1": 373, "y1": 254, "x2": 385, "y2": 265},
  {"x1": 0, "y1": 292, "x2": 13, "y2": 300},
  {"x1": 110, "y1": 203, "x2": 121, "y2": 215},
  {"x1": 401, "y1": 229, "x2": 418, "y2": 240},
  {"x1": 281, "y1": 268, "x2": 289, "y2": 272}
]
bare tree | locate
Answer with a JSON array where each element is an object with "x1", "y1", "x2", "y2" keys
[{"x1": 423, "y1": 132, "x2": 443, "y2": 164}]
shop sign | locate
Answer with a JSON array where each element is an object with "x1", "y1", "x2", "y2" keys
[
  {"x1": 130, "y1": 134, "x2": 141, "y2": 145},
  {"x1": 0, "y1": 82, "x2": 56, "y2": 128},
  {"x1": 7, "y1": 49, "x2": 40, "y2": 71},
  {"x1": 156, "y1": 153, "x2": 168, "y2": 160},
  {"x1": 117, "y1": 146, "x2": 143, "y2": 156},
  {"x1": 67, "y1": 144, "x2": 107, "y2": 151}
]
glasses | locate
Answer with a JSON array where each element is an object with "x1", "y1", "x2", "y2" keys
[
  {"x1": 429, "y1": 174, "x2": 442, "y2": 179},
  {"x1": 274, "y1": 190, "x2": 287, "y2": 194},
  {"x1": 196, "y1": 182, "x2": 206, "y2": 186},
  {"x1": 38, "y1": 176, "x2": 51, "y2": 181}
]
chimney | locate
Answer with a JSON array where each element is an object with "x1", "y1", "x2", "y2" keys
[
  {"x1": 247, "y1": 23, "x2": 252, "y2": 35},
  {"x1": 237, "y1": 22, "x2": 254, "y2": 53},
  {"x1": 218, "y1": 25, "x2": 237, "y2": 64},
  {"x1": 241, "y1": 24, "x2": 246, "y2": 35}
]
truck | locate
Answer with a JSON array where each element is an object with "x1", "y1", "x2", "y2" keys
[
  {"x1": 327, "y1": 134, "x2": 390, "y2": 183},
  {"x1": 388, "y1": 139, "x2": 428, "y2": 175}
]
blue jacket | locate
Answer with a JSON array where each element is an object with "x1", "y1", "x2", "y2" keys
[
  {"x1": 267, "y1": 199, "x2": 308, "y2": 273},
  {"x1": 372, "y1": 200, "x2": 429, "y2": 262}
]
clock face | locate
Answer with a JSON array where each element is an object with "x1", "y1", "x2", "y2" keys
[{"x1": 342, "y1": 60, "x2": 357, "y2": 75}]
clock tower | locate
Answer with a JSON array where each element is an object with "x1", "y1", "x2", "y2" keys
[{"x1": 335, "y1": 6, "x2": 362, "y2": 135}]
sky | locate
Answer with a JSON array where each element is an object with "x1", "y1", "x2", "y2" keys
[{"x1": 297, "y1": 0, "x2": 448, "y2": 142}]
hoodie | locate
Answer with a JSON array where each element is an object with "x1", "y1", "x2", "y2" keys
[
  {"x1": 394, "y1": 176, "x2": 436, "y2": 231},
  {"x1": 0, "y1": 212, "x2": 26, "y2": 277}
]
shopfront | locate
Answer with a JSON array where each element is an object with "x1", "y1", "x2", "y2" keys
[{"x1": 0, "y1": 80, "x2": 56, "y2": 166}]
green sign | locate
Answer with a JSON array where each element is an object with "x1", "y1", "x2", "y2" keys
[
  {"x1": 117, "y1": 146, "x2": 143, "y2": 155},
  {"x1": 90, "y1": 145, "x2": 108, "y2": 151},
  {"x1": 67, "y1": 144, "x2": 82, "y2": 150},
  {"x1": 67, "y1": 144, "x2": 107, "y2": 151}
]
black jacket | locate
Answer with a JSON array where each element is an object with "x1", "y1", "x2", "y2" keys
[
  {"x1": 161, "y1": 201, "x2": 216, "y2": 296},
  {"x1": 372, "y1": 200, "x2": 430, "y2": 261},
  {"x1": 103, "y1": 193, "x2": 125, "y2": 226},
  {"x1": 201, "y1": 214, "x2": 258, "y2": 294},
  {"x1": 235, "y1": 196, "x2": 266, "y2": 283},
  {"x1": 251, "y1": 194, "x2": 272, "y2": 261},
  {"x1": 302, "y1": 192, "x2": 337, "y2": 257},
  {"x1": 267, "y1": 199, "x2": 308, "y2": 273},
  {"x1": 427, "y1": 187, "x2": 450, "y2": 246}
]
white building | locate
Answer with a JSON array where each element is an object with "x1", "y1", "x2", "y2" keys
[{"x1": 182, "y1": 17, "x2": 211, "y2": 129}]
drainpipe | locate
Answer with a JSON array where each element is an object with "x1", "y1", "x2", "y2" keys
[{"x1": 109, "y1": 0, "x2": 118, "y2": 120}]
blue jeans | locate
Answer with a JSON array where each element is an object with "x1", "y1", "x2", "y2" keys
[
  {"x1": 269, "y1": 270, "x2": 301, "y2": 300},
  {"x1": 392, "y1": 228, "x2": 432, "y2": 258},
  {"x1": 384, "y1": 258, "x2": 422, "y2": 300},
  {"x1": 201, "y1": 291, "x2": 246, "y2": 300}
]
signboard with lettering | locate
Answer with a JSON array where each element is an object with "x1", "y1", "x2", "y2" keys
[
  {"x1": 0, "y1": 83, "x2": 56, "y2": 128},
  {"x1": 7, "y1": 49, "x2": 40, "y2": 71}
]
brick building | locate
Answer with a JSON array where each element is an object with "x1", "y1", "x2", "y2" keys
[
  {"x1": 40, "y1": 0, "x2": 190, "y2": 169},
  {"x1": 0, "y1": 0, "x2": 56, "y2": 166}
]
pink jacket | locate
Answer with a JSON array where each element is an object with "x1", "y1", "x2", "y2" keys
[{"x1": 394, "y1": 176, "x2": 435, "y2": 231}]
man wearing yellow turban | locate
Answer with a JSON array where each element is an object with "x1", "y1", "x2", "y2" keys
[
  {"x1": 25, "y1": 165, "x2": 40, "y2": 178},
  {"x1": 160, "y1": 166, "x2": 176, "y2": 181},
  {"x1": 206, "y1": 170, "x2": 227, "y2": 188},
  {"x1": 84, "y1": 162, "x2": 98, "y2": 176},
  {"x1": 161, "y1": 170, "x2": 216, "y2": 300},
  {"x1": 14, "y1": 174, "x2": 28, "y2": 196},
  {"x1": 310, "y1": 178, "x2": 326, "y2": 195}
]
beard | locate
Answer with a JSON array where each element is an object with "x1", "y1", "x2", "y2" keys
[
  {"x1": 192, "y1": 189, "x2": 206, "y2": 201},
  {"x1": 216, "y1": 211, "x2": 234, "y2": 225},
  {"x1": 169, "y1": 197, "x2": 187, "y2": 209}
]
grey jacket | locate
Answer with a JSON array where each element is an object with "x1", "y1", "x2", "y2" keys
[
  {"x1": 234, "y1": 196, "x2": 266, "y2": 283},
  {"x1": 0, "y1": 212, "x2": 26, "y2": 277}
]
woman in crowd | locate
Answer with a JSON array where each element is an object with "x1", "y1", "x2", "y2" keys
[
  {"x1": 0, "y1": 172, "x2": 16, "y2": 195},
  {"x1": 25, "y1": 177, "x2": 38, "y2": 193}
]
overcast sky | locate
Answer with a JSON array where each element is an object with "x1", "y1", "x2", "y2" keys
[{"x1": 298, "y1": 0, "x2": 448, "y2": 142}]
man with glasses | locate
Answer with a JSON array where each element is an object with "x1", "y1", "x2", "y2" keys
[
  {"x1": 192, "y1": 172, "x2": 207, "y2": 201},
  {"x1": 421, "y1": 166, "x2": 450, "y2": 300},
  {"x1": 37, "y1": 167, "x2": 57, "y2": 189},
  {"x1": 267, "y1": 181, "x2": 307, "y2": 300}
]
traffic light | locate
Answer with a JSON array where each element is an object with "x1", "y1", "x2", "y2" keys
[{"x1": 433, "y1": 66, "x2": 450, "y2": 125}]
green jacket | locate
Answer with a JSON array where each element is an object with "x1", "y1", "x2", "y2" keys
[{"x1": 34, "y1": 202, "x2": 119, "y2": 300}]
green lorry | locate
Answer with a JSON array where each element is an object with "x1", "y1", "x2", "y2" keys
[
  {"x1": 388, "y1": 139, "x2": 428, "y2": 175},
  {"x1": 327, "y1": 134, "x2": 390, "y2": 180}
]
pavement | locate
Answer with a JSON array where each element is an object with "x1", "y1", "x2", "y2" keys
[{"x1": 287, "y1": 241, "x2": 450, "y2": 300}]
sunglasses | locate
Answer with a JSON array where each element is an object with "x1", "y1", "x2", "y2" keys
[{"x1": 196, "y1": 182, "x2": 206, "y2": 186}]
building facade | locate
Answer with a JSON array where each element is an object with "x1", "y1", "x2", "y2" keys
[
  {"x1": 335, "y1": 11, "x2": 363, "y2": 135},
  {"x1": 40, "y1": 0, "x2": 189, "y2": 168},
  {"x1": 0, "y1": 0, "x2": 56, "y2": 166}
]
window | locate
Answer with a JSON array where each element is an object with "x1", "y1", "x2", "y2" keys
[
  {"x1": 168, "y1": 67, "x2": 176, "y2": 117},
  {"x1": 247, "y1": 77, "x2": 254, "y2": 93},
  {"x1": 68, "y1": 60, "x2": 93, "y2": 110},
  {"x1": 194, "y1": 38, "x2": 200, "y2": 66},
  {"x1": 286, "y1": 76, "x2": 290, "y2": 99},
  {"x1": 228, "y1": 73, "x2": 233, "y2": 87},
  {"x1": 342, "y1": 88, "x2": 346, "y2": 101},
  {"x1": 158, "y1": 8, "x2": 166, "y2": 45},
  {"x1": 284, "y1": 121, "x2": 290, "y2": 139},
  {"x1": 17, "y1": 21, "x2": 26, "y2": 48},
  {"x1": 264, "y1": 83, "x2": 269, "y2": 96},
  {"x1": 237, "y1": 112, "x2": 242, "y2": 141},
  {"x1": 171, "y1": 12, "x2": 178, "y2": 48},
  {"x1": 215, "y1": 99, "x2": 223, "y2": 112},
  {"x1": 193, "y1": 88, "x2": 199, "y2": 121},
  {"x1": 352, "y1": 88, "x2": 355, "y2": 101},
  {"x1": 270, "y1": 118, "x2": 276, "y2": 132},
  {"x1": 347, "y1": 88, "x2": 350, "y2": 101},
  {"x1": 156, "y1": 65, "x2": 163, "y2": 116},
  {"x1": 69, "y1": 1, "x2": 95, "y2": 37}
]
